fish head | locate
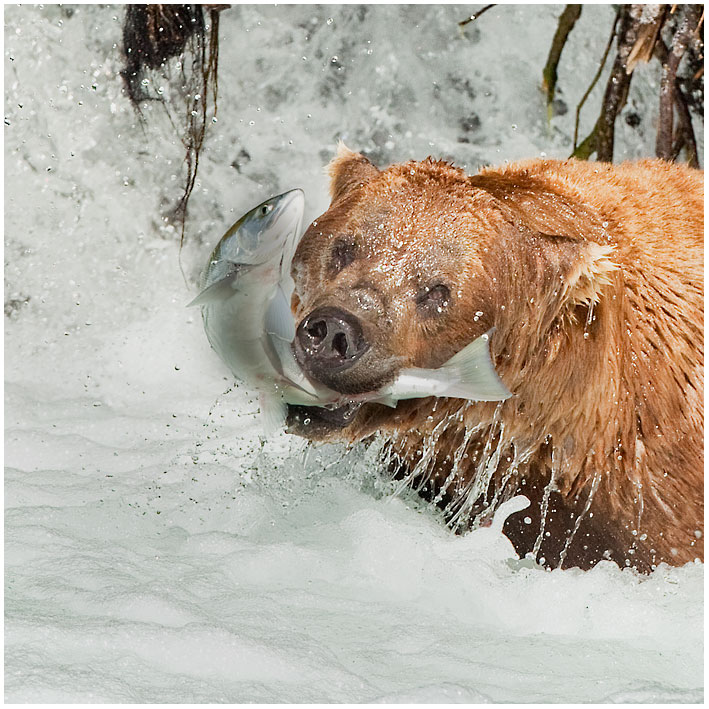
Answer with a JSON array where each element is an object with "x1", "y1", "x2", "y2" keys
[{"x1": 203, "y1": 188, "x2": 304, "y2": 287}]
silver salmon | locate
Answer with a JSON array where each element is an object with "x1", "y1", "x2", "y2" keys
[{"x1": 188, "y1": 189, "x2": 327, "y2": 430}]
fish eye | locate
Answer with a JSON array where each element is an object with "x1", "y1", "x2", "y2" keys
[
  {"x1": 259, "y1": 204, "x2": 274, "y2": 217},
  {"x1": 416, "y1": 283, "x2": 451, "y2": 316}
]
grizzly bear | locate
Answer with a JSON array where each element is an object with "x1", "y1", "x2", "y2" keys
[{"x1": 286, "y1": 144, "x2": 703, "y2": 572}]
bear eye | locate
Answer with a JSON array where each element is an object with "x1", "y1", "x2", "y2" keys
[
  {"x1": 416, "y1": 283, "x2": 451, "y2": 316},
  {"x1": 329, "y1": 238, "x2": 357, "y2": 276}
]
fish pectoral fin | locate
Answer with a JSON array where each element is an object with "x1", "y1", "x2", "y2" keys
[
  {"x1": 186, "y1": 263, "x2": 252, "y2": 307},
  {"x1": 259, "y1": 393, "x2": 287, "y2": 436},
  {"x1": 264, "y1": 284, "x2": 297, "y2": 341},
  {"x1": 269, "y1": 337, "x2": 322, "y2": 398},
  {"x1": 439, "y1": 328, "x2": 512, "y2": 401}
]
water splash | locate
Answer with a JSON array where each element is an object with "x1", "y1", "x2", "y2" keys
[
  {"x1": 489, "y1": 494, "x2": 531, "y2": 534},
  {"x1": 559, "y1": 470, "x2": 601, "y2": 567},
  {"x1": 532, "y1": 440, "x2": 562, "y2": 560}
]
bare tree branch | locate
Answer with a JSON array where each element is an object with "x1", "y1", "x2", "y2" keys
[
  {"x1": 626, "y1": 5, "x2": 666, "y2": 74},
  {"x1": 656, "y1": 5, "x2": 702, "y2": 161},
  {"x1": 594, "y1": 6, "x2": 643, "y2": 161},
  {"x1": 572, "y1": 8, "x2": 621, "y2": 153},
  {"x1": 672, "y1": 67, "x2": 700, "y2": 167},
  {"x1": 459, "y1": 4, "x2": 495, "y2": 27},
  {"x1": 542, "y1": 5, "x2": 582, "y2": 118}
]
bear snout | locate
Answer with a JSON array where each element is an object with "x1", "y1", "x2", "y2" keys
[{"x1": 295, "y1": 306, "x2": 370, "y2": 387}]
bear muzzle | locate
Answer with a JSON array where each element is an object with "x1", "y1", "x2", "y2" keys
[
  {"x1": 294, "y1": 306, "x2": 370, "y2": 388},
  {"x1": 291, "y1": 305, "x2": 402, "y2": 436}
]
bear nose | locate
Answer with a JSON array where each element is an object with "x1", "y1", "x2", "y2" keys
[{"x1": 296, "y1": 306, "x2": 369, "y2": 372}]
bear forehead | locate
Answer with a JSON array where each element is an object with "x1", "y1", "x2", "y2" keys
[
  {"x1": 325, "y1": 207, "x2": 472, "y2": 264},
  {"x1": 334, "y1": 180, "x2": 486, "y2": 253},
  {"x1": 364, "y1": 163, "x2": 479, "y2": 214}
]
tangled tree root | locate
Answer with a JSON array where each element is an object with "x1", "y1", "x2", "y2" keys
[{"x1": 121, "y1": 4, "x2": 228, "y2": 255}]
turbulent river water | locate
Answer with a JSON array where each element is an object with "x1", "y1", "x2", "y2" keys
[{"x1": 5, "y1": 4, "x2": 703, "y2": 702}]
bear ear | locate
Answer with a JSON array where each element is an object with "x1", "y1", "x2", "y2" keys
[
  {"x1": 327, "y1": 141, "x2": 379, "y2": 202},
  {"x1": 563, "y1": 241, "x2": 617, "y2": 307}
]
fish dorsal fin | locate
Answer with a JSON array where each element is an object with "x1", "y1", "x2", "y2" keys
[
  {"x1": 186, "y1": 263, "x2": 252, "y2": 307},
  {"x1": 438, "y1": 328, "x2": 512, "y2": 401},
  {"x1": 264, "y1": 284, "x2": 296, "y2": 341}
]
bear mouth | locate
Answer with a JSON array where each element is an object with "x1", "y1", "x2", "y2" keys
[{"x1": 286, "y1": 401, "x2": 363, "y2": 435}]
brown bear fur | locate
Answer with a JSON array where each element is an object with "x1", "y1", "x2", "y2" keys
[{"x1": 288, "y1": 144, "x2": 703, "y2": 572}]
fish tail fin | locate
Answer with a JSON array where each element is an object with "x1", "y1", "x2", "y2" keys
[{"x1": 440, "y1": 328, "x2": 512, "y2": 401}]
